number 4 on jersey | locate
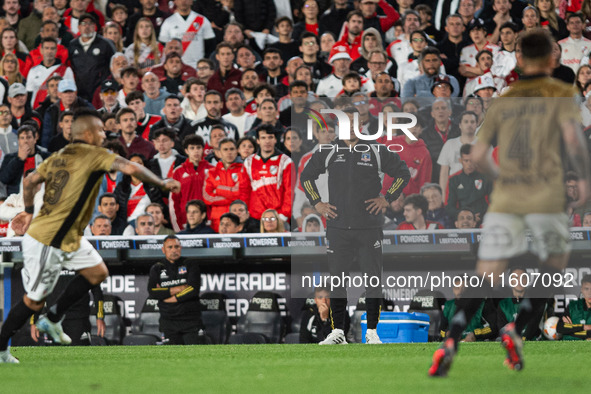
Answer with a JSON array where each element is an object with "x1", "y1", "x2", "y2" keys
[{"x1": 507, "y1": 120, "x2": 533, "y2": 170}]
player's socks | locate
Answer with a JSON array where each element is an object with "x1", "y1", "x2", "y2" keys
[
  {"x1": 0, "y1": 301, "x2": 36, "y2": 351},
  {"x1": 328, "y1": 298, "x2": 348, "y2": 330},
  {"x1": 47, "y1": 275, "x2": 94, "y2": 323},
  {"x1": 365, "y1": 298, "x2": 381, "y2": 329}
]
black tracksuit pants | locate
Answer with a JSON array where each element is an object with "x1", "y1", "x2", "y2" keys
[{"x1": 326, "y1": 227, "x2": 383, "y2": 330}]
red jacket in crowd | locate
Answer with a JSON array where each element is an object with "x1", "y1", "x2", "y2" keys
[
  {"x1": 170, "y1": 158, "x2": 214, "y2": 231},
  {"x1": 118, "y1": 135, "x2": 157, "y2": 160},
  {"x1": 203, "y1": 161, "x2": 244, "y2": 232},
  {"x1": 363, "y1": 0, "x2": 399, "y2": 34},
  {"x1": 150, "y1": 62, "x2": 197, "y2": 82},
  {"x1": 333, "y1": 26, "x2": 363, "y2": 61},
  {"x1": 207, "y1": 68, "x2": 243, "y2": 100},
  {"x1": 378, "y1": 135, "x2": 432, "y2": 196},
  {"x1": 240, "y1": 151, "x2": 293, "y2": 221},
  {"x1": 22, "y1": 44, "x2": 70, "y2": 77}
]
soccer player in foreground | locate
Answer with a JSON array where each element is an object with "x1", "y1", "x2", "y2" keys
[
  {"x1": 428, "y1": 30, "x2": 591, "y2": 376},
  {"x1": 0, "y1": 109, "x2": 180, "y2": 363}
]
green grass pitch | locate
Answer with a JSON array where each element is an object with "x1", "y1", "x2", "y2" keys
[{"x1": 0, "y1": 342, "x2": 589, "y2": 393}]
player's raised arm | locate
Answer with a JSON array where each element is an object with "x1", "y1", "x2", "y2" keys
[
  {"x1": 11, "y1": 170, "x2": 46, "y2": 235},
  {"x1": 561, "y1": 119, "x2": 591, "y2": 207},
  {"x1": 110, "y1": 156, "x2": 181, "y2": 194},
  {"x1": 22, "y1": 170, "x2": 45, "y2": 212}
]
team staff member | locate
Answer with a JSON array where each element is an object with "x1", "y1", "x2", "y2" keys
[
  {"x1": 557, "y1": 274, "x2": 591, "y2": 340},
  {"x1": 440, "y1": 277, "x2": 495, "y2": 342},
  {"x1": 496, "y1": 268, "x2": 551, "y2": 340},
  {"x1": 147, "y1": 235, "x2": 205, "y2": 345},
  {"x1": 0, "y1": 109, "x2": 180, "y2": 363},
  {"x1": 300, "y1": 106, "x2": 410, "y2": 345},
  {"x1": 299, "y1": 287, "x2": 351, "y2": 344}
]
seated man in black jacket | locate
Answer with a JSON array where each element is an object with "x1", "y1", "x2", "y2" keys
[
  {"x1": 218, "y1": 212, "x2": 241, "y2": 234},
  {"x1": 8, "y1": 83, "x2": 41, "y2": 131},
  {"x1": 48, "y1": 110, "x2": 74, "y2": 153},
  {"x1": 230, "y1": 199, "x2": 260, "y2": 233},
  {"x1": 445, "y1": 144, "x2": 492, "y2": 224},
  {"x1": 94, "y1": 192, "x2": 127, "y2": 235},
  {"x1": 300, "y1": 287, "x2": 351, "y2": 343},
  {"x1": 149, "y1": 127, "x2": 185, "y2": 179},
  {"x1": 148, "y1": 235, "x2": 206, "y2": 345}
]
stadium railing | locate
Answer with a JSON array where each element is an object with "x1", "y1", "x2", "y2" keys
[{"x1": 1, "y1": 229, "x2": 590, "y2": 264}]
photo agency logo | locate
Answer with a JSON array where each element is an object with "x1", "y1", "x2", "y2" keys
[{"x1": 305, "y1": 107, "x2": 418, "y2": 152}]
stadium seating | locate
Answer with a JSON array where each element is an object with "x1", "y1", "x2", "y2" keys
[
  {"x1": 125, "y1": 298, "x2": 162, "y2": 344},
  {"x1": 290, "y1": 296, "x2": 315, "y2": 335},
  {"x1": 90, "y1": 294, "x2": 127, "y2": 345},
  {"x1": 407, "y1": 289, "x2": 446, "y2": 342},
  {"x1": 122, "y1": 334, "x2": 159, "y2": 346},
  {"x1": 235, "y1": 291, "x2": 286, "y2": 343},
  {"x1": 130, "y1": 298, "x2": 162, "y2": 337},
  {"x1": 200, "y1": 292, "x2": 231, "y2": 344}
]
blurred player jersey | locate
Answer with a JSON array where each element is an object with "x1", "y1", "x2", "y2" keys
[
  {"x1": 477, "y1": 76, "x2": 580, "y2": 214},
  {"x1": 28, "y1": 143, "x2": 117, "y2": 252}
]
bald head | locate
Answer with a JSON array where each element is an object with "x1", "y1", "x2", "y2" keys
[{"x1": 142, "y1": 71, "x2": 157, "y2": 81}]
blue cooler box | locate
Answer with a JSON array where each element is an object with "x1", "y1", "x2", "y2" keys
[{"x1": 360, "y1": 312, "x2": 429, "y2": 343}]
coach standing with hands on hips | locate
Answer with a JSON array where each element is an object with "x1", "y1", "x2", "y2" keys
[{"x1": 300, "y1": 106, "x2": 410, "y2": 345}]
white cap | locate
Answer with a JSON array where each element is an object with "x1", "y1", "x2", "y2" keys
[{"x1": 474, "y1": 74, "x2": 496, "y2": 92}]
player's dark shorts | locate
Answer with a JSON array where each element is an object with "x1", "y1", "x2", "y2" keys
[{"x1": 159, "y1": 317, "x2": 206, "y2": 345}]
